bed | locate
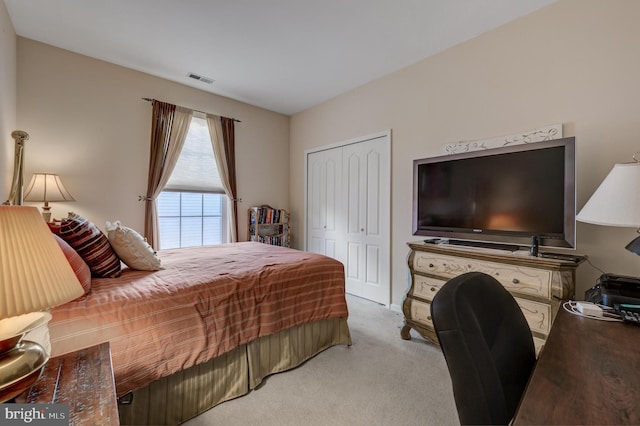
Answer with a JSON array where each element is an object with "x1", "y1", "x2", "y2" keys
[{"x1": 48, "y1": 242, "x2": 352, "y2": 425}]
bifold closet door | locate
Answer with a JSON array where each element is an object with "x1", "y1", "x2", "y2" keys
[
  {"x1": 341, "y1": 135, "x2": 390, "y2": 306},
  {"x1": 306, "y1": 132, "x2": 390, "y2": 306},
  {"x1": 306, "y1": 147, "x2": 345, "y2": 261}
]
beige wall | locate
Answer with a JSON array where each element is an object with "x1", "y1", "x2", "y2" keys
[
  {"x1": 290, "y1": 0, "x2": 640, "y2": 307},
  {"x1": 0, "y1": 0, "x2": 16, "y2": 197},
  {"x1": 15, "y1": 38, "x2": 290, "y2": 240}
]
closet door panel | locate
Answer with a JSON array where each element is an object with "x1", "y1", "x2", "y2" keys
[
  {"x1": 342, "y1": 135, "x2": 390, "y2": 305},
  {"x1": 306, "y1": 149, "x2": 344, "y2": 263}
]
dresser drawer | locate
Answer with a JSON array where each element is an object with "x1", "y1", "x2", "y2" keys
[
  {"x1": 515, "y1": 297, "x2": 551, "y2": 335},
  {"x1": 407, "y1": 298, "x2": 434, "y2": 327},
  {"x1": 407, "y1": 295, "x2": 549, "y2": 348},
  {"x1": 412, "y1": 274, "x2": 446, "y2": 302},
  {"x1": 412, "y1": 251, "x2": 552, "y2": 299}
]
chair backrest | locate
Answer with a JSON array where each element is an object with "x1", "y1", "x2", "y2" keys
[{"x1": 430, "y1": 272, "x2": 535, "y2": 425}]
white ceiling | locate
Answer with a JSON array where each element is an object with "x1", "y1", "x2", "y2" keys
[{"x1": 4, "y1": 0, "x2": 556, "y2": 116}]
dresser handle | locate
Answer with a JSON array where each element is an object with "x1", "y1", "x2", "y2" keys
[{"x1": 512, "y1": 278, "x2": 520, "y2": 284}]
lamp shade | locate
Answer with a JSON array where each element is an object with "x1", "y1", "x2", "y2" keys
[
  {"x1": 576, "y1": 162, "x2": 640, "y2": 227},
  {"x1": 23, "y1": 173, "x2": 75, "y2": 203},
  {"x1": 0, "y1": 206, "x2": 84, "y2": 319}
]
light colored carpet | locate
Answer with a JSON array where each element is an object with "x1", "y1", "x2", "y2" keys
[{"x1": 184, "y1": 294, "x2": 459, "y2": 426}]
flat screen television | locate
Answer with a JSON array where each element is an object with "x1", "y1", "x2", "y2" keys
[{"x1": 412, "y1": 137, "x2": 576, "y2": 250}]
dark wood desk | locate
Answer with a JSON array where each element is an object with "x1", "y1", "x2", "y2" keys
[{"x1": 514, "y1": 306, "x2": 640, "y2": 425}]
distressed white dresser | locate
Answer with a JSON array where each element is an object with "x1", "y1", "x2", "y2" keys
[{"x1": 401, "y1": 241, "x2": 585, "y2": 353}]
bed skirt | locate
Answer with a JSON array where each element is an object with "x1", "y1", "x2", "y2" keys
[{"x1": 117, "y1": 317, "x2": 351, "y2": 425}]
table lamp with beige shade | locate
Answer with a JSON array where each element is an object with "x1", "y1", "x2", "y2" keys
[
  {"x1": 0, "y1": 206, "x2": 84, "y2": 402},
  {"x1": 23, "y1": 173, "x2": 75, "y2": 222}
]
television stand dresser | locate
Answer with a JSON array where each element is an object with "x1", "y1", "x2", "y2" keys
[{"x1": 401, "y1": 241, "x2": 585, "y2": 353}]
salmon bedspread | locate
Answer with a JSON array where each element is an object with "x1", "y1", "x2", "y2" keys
[{"x1": 49, "y1": 242, "x2": 348, "y2": 396}]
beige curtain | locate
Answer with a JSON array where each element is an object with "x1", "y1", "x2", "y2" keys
[
  {"x1": 206, "y1": 115, "x2": 238, "y2": 242},
  {"x1": 144, "y1": 102, "x2": 193, "y2": 249}
]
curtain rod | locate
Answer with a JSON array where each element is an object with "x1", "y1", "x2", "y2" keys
[{"x1": 142, "y1": 98, "x2": 241, "y2": 123}]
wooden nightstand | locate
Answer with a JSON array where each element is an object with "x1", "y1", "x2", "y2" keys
[{"x1": 18, "y1": 342, "x2": 119, "y2": 425}]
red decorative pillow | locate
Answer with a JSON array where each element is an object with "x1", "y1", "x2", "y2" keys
[
  {"x1": 52, "y1": 233, "x2": 92, "y2": 295},
  {"x1": 48, "y1": 221, "x2": 61, "y2": 235},
  {"x1": 58, "y1": 214, "x2": 122, "y2": 278}
]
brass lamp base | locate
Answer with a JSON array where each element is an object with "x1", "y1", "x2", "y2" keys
[
  {"x1": 0, "y1": 312, "x2": 51, "y2": 402},
  {"x1": 0, "y1": 341, "x2": 48, "y2": 402}
]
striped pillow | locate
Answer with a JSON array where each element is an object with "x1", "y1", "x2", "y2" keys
[{"x1": 59, "y1": 214, "x2": 122, "y2": 278}]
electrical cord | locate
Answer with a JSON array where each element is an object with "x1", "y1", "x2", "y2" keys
[
  {"x1": 562, "y1": 300, "x2": 623, "y2": 322},
  {"x1": 585, "y1": 257, "x2": 607, "y2": 275}
]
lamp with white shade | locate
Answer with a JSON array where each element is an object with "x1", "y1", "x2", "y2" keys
[
  {"x1": 0, "y1": 206, "x2": 84, "y2": 402},
  {"x1": 576, "y1": 159, "x2": 640, "y2": 254},
  {"x1": 23, "y1": 173, "x2": 75, "y2": 222}
]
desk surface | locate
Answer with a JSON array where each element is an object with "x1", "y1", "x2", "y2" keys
[{"x1": 514, "y1": 306, "x2": 640, "y2": 425}]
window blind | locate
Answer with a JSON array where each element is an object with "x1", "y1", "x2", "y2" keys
[{"x1": 164, "y1": 116, "x2": 224, "y2": 193}]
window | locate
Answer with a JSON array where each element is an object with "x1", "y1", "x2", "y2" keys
[
  {"x1": 157, "y1": 116, "x2": 228, "y2": 249},
  {"x1": 157, "y1": 192, "x2": 226, "y2": 249}
]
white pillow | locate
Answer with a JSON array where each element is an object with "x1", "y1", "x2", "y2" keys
[{"x1": 105, "y1": 221, "x2": 162, "y2": 271}]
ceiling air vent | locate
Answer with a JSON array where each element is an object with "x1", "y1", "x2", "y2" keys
[{"x1": 187, "y1": 72, "x2": 214, "y2": 84}]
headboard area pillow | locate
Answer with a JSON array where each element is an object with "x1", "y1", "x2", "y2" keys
[
  {"x1": 57, "y1": 213, "x2": 122, "y2": 278},
  {"x1": 52, "y1": 233, "x2": 92, "y2": 295},
  {"x1": 106, "y1": 221, "x2": 162, "y2": 271}
]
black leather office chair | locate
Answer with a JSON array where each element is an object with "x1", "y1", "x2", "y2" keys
[{"x1": 430, "y1": 272, "x2": 536, "y2": 425}]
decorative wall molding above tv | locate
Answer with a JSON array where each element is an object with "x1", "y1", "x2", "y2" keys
[{"x1": 443, "y1": 124, "x2": 563, "y2": 154}]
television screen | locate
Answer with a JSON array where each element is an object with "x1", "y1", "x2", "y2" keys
[{"x1": 412, "y1": 137, "x2": 576, "y2": 249}]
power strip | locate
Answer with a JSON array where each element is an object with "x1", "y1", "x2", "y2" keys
[{"x1": 576, "y1": 301, "x2": 603, "y2": 317}]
